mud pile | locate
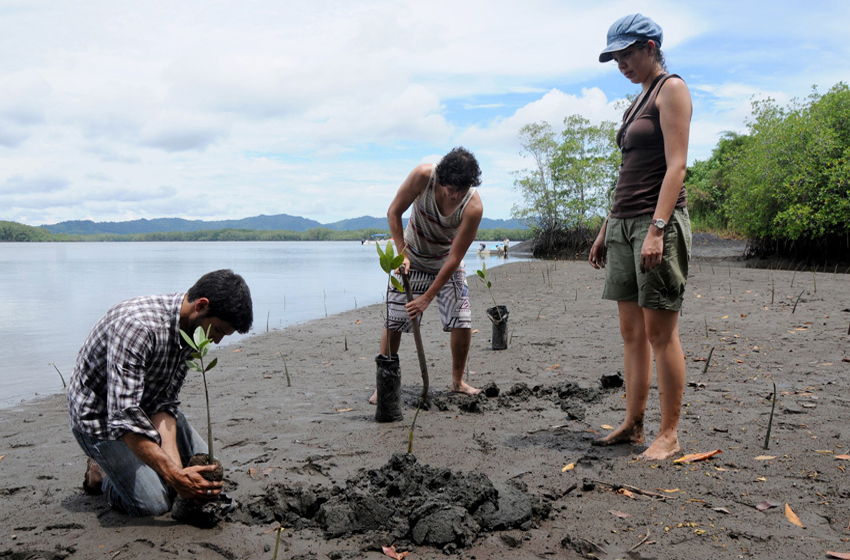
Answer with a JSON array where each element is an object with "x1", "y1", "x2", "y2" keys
[{"x1": 232, "y1": 453, "x2": 551, "y2": 551}]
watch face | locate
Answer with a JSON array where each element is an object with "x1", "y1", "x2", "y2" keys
[{"x1": 653, "y1": 219, "x2": 667, "y2": 229}]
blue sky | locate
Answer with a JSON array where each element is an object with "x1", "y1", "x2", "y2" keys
[{"x1": 1, "y1": 0, "x2": 847, "y2": 225}]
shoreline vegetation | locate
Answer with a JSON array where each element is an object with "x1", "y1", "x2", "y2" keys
[{"x1": 0, "y1": 220, "x2": 532, "y2": 243}]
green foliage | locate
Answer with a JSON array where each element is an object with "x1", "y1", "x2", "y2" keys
[
  {"x1": 0, "y1": 221, "x2": 73, "y2": 242},
  {"x1": 181, "y1": 326, "x2": 218, "y2": 462},
  {"x1": 377, "y1": 241, "x2": 405, "y2": 292},
  {"x1": 684, "y1": 131, "x2": 749, "y2": 231},
  {"x1": 512, "y1": 117, "x2": 618, "y2": 231},
  {"x1": 725, "y1": 83, "x2": 850, "y2": 242},
  {"x1": 377, "y1": 241, "x2": 405, "y2": 359},
  {"x1": 475, "y1": 262, "x2": 499, "y2": 311},
  {"x1": 511, "y1": 116, "x2": 619, "y2": 257}
]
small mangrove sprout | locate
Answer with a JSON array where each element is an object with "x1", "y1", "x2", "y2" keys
[
  {"x1": 764, "y1": 381, "x2": 777, "y2": 450},
  {"x1": 377, "y1": 240, "x2": 405, "y2": 360},
  {"x1": 50, "y1": 362, "x2": 66, "y2": 388},
  {"x1": 181, "y1": 326, "x2": 218, "y2": 463}
]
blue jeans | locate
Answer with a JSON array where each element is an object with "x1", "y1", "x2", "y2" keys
[{"x1": 72, "y1": 411, "x2": 207, "y2": 517}]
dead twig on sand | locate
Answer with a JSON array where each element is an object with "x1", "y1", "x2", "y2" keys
[
  {"x1": 587, "y1": 479, "x2": 674, "y2": 500},
  {"x1": 629, "y1": 529, "x2": 652, "y2": 552}
]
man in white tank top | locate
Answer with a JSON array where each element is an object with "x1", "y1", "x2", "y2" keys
[{"x1": 370, "y1": 147, "x2": 484, "y2": 403}]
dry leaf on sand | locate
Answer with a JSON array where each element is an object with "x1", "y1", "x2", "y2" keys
[
  {"x1": 835, "y1": 454, "x2": 850, "y2": 461},
  {"x1": 674, "y1": 449, "x2": 722, "y2": 464},
  {"x1": 827, "y1": 552, "x2": 850, "y2": 559},
  {"x1": 785, "y1": 503, "x2": 804, "y2": 528},
  {"x1": 382, "y1": 544, "x2": 409, "y2": 559},
  {"x1": 609, "y1": 510, "x2": 631, "y2": 519},
  {"x1": 755, "y1": 501, "x2": 780, "y2": 511},
  {"x1": 561, "y1": 463, "x2": 575, "y2": 472}
]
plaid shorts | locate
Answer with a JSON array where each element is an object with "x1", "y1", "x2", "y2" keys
[{"x1": 385, "y1": 268, "x2": 472, "y2": 332}]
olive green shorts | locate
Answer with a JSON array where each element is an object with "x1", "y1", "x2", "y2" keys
[{"x1": 602, "y1": 207, "x2": 692, "y2": 311}]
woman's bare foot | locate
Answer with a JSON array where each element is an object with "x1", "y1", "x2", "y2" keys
[
  {"x1": 635, "y1": 434, "x2": 680, "y2": 461},
  {"x1": 451, "y1": 381, "x2": 480, "y2": 395},
  {"x1": 591, "y1": 422, "x2": 645, "y2": 447},
  {"x1": 368, "y1": 389, "x2": 378, "y2": 405}
]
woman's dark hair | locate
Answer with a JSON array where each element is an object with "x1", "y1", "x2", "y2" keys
[
  {"x1": 187, "y1": 269, "x2": 253, "y2": 333},
  {"x1": 634, "y1": 41, "x2": 667, "y2": 72},
  {"x1": 436, "y1": 147, "x2": 482, "y2": 190}
]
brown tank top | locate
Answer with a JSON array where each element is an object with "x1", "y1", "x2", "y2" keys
[{"x1": 610, "y1": 73, "x2": 687, "y2": 219}]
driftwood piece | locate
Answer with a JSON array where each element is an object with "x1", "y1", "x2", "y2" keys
[{"x1": 401, "y1": 271, "x2": 430, "y2": 409}]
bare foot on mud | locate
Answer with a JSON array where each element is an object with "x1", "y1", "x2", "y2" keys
[
  {"x1": 591, "y1": 423, "x2": 645, "y2": 447},
  {"x1": 368, "y1": 389, "x2": 378, "y2": 405},
  {"x1": 451, "y1": 381, "x2": 481, "y2": 396},
  {"x1": 635, "y1": 434, "x2": 680, "y2": 461},
  {"x1": 83, "y1": 457, "x2": 104, "y2": 495}
]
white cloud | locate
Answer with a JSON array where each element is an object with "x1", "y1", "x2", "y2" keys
[{"x1": 0, "y1": 1, "x2": 847, "y2": 225}]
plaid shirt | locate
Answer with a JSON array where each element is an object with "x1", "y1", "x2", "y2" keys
[{"x1": 67, "y1": 293, "x2": 193, "y2": 445}]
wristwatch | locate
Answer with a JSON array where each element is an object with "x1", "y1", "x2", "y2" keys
[{"x1": 651, "y1": 218, "x2": 667, "y2": 230}]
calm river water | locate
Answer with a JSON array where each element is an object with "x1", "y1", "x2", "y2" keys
[{"x1": 0, "y1": 241, "x2": 524, "y2": 408}]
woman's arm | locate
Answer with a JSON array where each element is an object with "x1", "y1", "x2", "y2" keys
[{"x1": 640, "y1": 77, "x2": 692, "y2": 272}]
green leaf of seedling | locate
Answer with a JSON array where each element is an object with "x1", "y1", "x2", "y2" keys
[
  {"x1": 187, "y1": 361, "x2": 203, "y2": 373},
  {"x1": 180, "y1": 329, "x2": 198, "y2": 350},
  {"x1": 390, "y1": 255, "x2": 405, "y2": 269},
  {"x1": 485, "y1": 281, "x2": 492, "y2": 289},
  {"x1": 376, "y1": 242, "x2": 385, "y2": 259},
  {"x1": 193, "y1": 326, "x2": 206, "y2": 348},
  {"x1": 476, "y1": 270, "x2": 485, "y2": 279},
  {"x1": 206, "y1": 357, "x2": 218, "y2": 371},
  {"x1": 384, "y1": 241, "x2": 395, "y2": 260},
  {"x1": 391, "y1": 276, "x2": 404, "y2": 292}
]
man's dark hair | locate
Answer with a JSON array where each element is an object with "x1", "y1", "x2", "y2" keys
[
  {"x1": 187, "y1": 269, "x2": 253, "y2": 333},
  {"x1": 435, "y1": 146, "x2": 482, "y2": 190}
]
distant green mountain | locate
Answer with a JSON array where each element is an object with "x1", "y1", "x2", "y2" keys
[{"x1": 42, "y1": 214, "x2": 527, "y2": 235}]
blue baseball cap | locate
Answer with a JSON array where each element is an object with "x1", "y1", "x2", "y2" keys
[{"x1": 599, "y1": 13, "x2": 663, "y2": 63}]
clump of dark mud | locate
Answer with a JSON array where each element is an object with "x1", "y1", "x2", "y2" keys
[{"x1": 231, "y1": 453, "x2": 550, "y2": 551}]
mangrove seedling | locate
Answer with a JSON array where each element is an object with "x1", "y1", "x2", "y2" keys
[
  {"x1": 764, "y1": 381, "x2": 777, "y2": 450},
  {"x1": 50, "y1": 362, "x2": 66, "y2": 388},
  {"x1": 476, "y1": 262, "x2": 502, "y2": 320},
  {"x1": 181, "y1": 325, "x2": 218, "y2": 464},
  {"x1": 278, "y1": 350, "x2": 291, "y2": 387},
  {"x1": 377, "y1": 240, "x2": 405, "y2": 360}
]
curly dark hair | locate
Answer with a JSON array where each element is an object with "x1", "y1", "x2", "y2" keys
[
  {"x1": 435, "y1": 147, "x2": 482, "y2": 190},
  {"x1": 187, "y1": 269, "x2": 253, "y2": 333}
]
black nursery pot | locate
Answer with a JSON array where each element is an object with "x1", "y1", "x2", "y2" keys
[
  {"x1": 375, "y1": 354, "x2": 403, "y2": 422},
  {"x1": 486, "y1": 305, "x2": 510, "y2": 350}
]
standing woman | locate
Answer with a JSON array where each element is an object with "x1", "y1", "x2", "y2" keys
[{"x1": 589, "y1": 14, "x2": 692, "y2": 461}]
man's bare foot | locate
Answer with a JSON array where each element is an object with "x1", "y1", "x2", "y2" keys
[
  {"x1": 368, "y1": 389, "x2": 378, "y2": 405},
  {"x1": 591, "y1": 423, "x2": 645, "y2": 447},
  {"x1": 635, "y1": 434, "x2": 680, "y2": 461},
  {"x1": 451, "y1": 381, "x2": 480, "y2": 396},
  {"x1": 83, "y1": 457, "x2": 104, "y2": 495}
]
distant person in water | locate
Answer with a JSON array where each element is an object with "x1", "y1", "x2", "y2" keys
[
  {"x1": 370, "y1": 147, "x2": 484, "y2": 403},
  {"x1": 67, "y1": 269, "x2": 253, "y2": 516}
]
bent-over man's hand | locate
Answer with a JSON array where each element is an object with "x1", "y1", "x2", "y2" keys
[
  {"x1": 172, "y1": 464, "x2": 223, "y2": 503},
  {"x1": 405, "y1": 293, "x2": 433, "y2": 319}
]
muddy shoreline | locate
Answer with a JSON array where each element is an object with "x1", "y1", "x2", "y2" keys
[{"x1": 2, "y1": 247, "x2": 850, "y2": 559}]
